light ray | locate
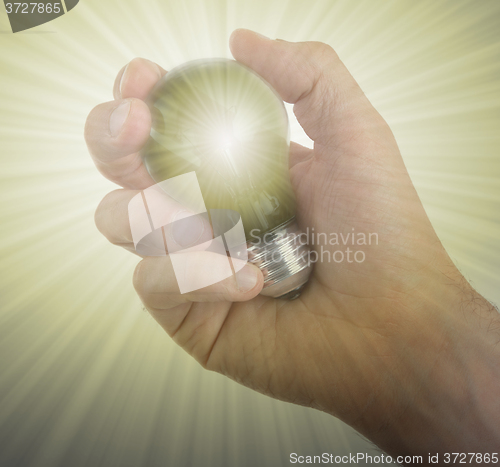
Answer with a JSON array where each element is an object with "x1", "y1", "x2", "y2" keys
[{"x1": 0, "y1": 1, "x2": 499, "y2": 465}]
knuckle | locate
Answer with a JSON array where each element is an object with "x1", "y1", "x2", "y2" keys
[
  {"x1": 133, "y1": 257, "x2": 164, "y2": 298},
  {"x1": 84, "y1": 102, "x2": 110, "y2": 150},
  {"x1": 94, "y1": 197, "x2": 108, "y2": 236},
  {"x1": 127, "y1": 57, "x2": 161, "y2": 78},
  {"x1": 312, "y1": 41, "x2": 336, "y2": 56},
  {"x1": 83, "y1": 104, "x2": 100, "y2": 145},
  {"x1": 132, "y1": 259, "x2": 148, "y2": 295},
  {"x1": 94, "y1": 189, "x2": 121, "y2": 240},
  {"x1": 128, "y1": 57, "x2": 146, "y2": 68},
  {"x1": 306, "y1": 41, "x2": 338, "y2": 65}
]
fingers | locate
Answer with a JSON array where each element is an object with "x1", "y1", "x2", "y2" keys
[
  {"x1": 229, "y1": 29, "x2": 386, "y2": 148},
  {"x1": 133, "y1": 254, "x2": 264, "y2": 311},
  {"x1": 95, "y1": 188, "x2": 214, "y2": 255},
  {"x1": 85, "y1": 58, "x2": 167, "y2": 189},
  {"x1": 85, "y1": 98, "x2": 154, "y2": 189},
  {"x1": 95, "y1": 189, "x2": 139, "y2": 252},
  {"x1": 113, "y1": 57, "x2": 167, "y2": 100},
  {"x1": 96, "y1": 137, "x2": 309, "y2": 255}
]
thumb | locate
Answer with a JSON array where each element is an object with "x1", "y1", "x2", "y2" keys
[{"x1": 229, "y1": 29, "x2": 384, "y2": 148}]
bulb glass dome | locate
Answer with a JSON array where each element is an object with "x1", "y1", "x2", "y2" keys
[
  {"x1": 142, "y1": 58, "x2": 312, "y2": 299},
  {"x1": 142, "y1": 58, "x2": 295, "y2": 239}
]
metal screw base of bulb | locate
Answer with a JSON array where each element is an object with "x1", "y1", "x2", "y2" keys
[
  {"x1": 276, "y1": 283, "x2": 307, "y2": 301},
  {"x1": 247, "y1": 219, "x2": 313, "y2": 299}
]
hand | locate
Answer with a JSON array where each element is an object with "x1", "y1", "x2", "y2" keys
[{"x1": 85, "y1": 29, "x2": 500, "y2": 456}]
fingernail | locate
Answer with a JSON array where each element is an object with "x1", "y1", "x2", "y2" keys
[
  {"x1": 119, "y1": 63, "x2": 129, "y2": 97},
  {"x1": 236, "y1": 267, "x2": 259, "y2": 292},
  {"x1": 172, "y1": 211, "x2": 205, "y2": 248},
  {"x1": 109, "y1": 101, "x2": 131, "y2": 137}
]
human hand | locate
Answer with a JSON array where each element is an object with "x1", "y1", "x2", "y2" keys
[{"x1": 85, "y1": 29, "x2": 500, "y2": 457}]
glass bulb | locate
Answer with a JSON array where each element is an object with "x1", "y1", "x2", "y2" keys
[{"x1": 142, "y1": 58, "x2": 312, "y2": 299}]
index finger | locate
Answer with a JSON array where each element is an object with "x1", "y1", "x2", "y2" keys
[{"x1": 85, "y1": 58, "x2": 167, "y2": 189}]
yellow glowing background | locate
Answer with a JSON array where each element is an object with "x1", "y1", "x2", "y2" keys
[{"x1": 0, "y1": 1, "x2": 499, "y2": 465}]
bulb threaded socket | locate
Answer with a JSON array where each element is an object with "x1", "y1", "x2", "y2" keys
[{"x1": 247, "y1": 219, "x2": 313, "y2": 300}]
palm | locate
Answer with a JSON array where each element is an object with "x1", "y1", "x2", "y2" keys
[{"x1": 152, "y1": 121, "x2": 412, "y2": 409}]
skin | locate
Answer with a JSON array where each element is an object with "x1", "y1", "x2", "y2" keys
[{"x1": 85, "y1": 29, "x2": 500, "y2": 460}]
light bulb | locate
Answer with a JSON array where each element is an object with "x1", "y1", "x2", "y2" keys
[{"x1": 141, "y1": 58, "x2": 312, "y2": 299}]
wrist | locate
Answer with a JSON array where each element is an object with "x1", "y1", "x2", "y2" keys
[{"x1": 364, "y1": 264, "x2": 500, "y2": 456}]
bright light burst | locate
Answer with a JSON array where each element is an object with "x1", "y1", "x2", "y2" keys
[{"x1": 0, "y1": 1, "x2": 499, "y2": 466}]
